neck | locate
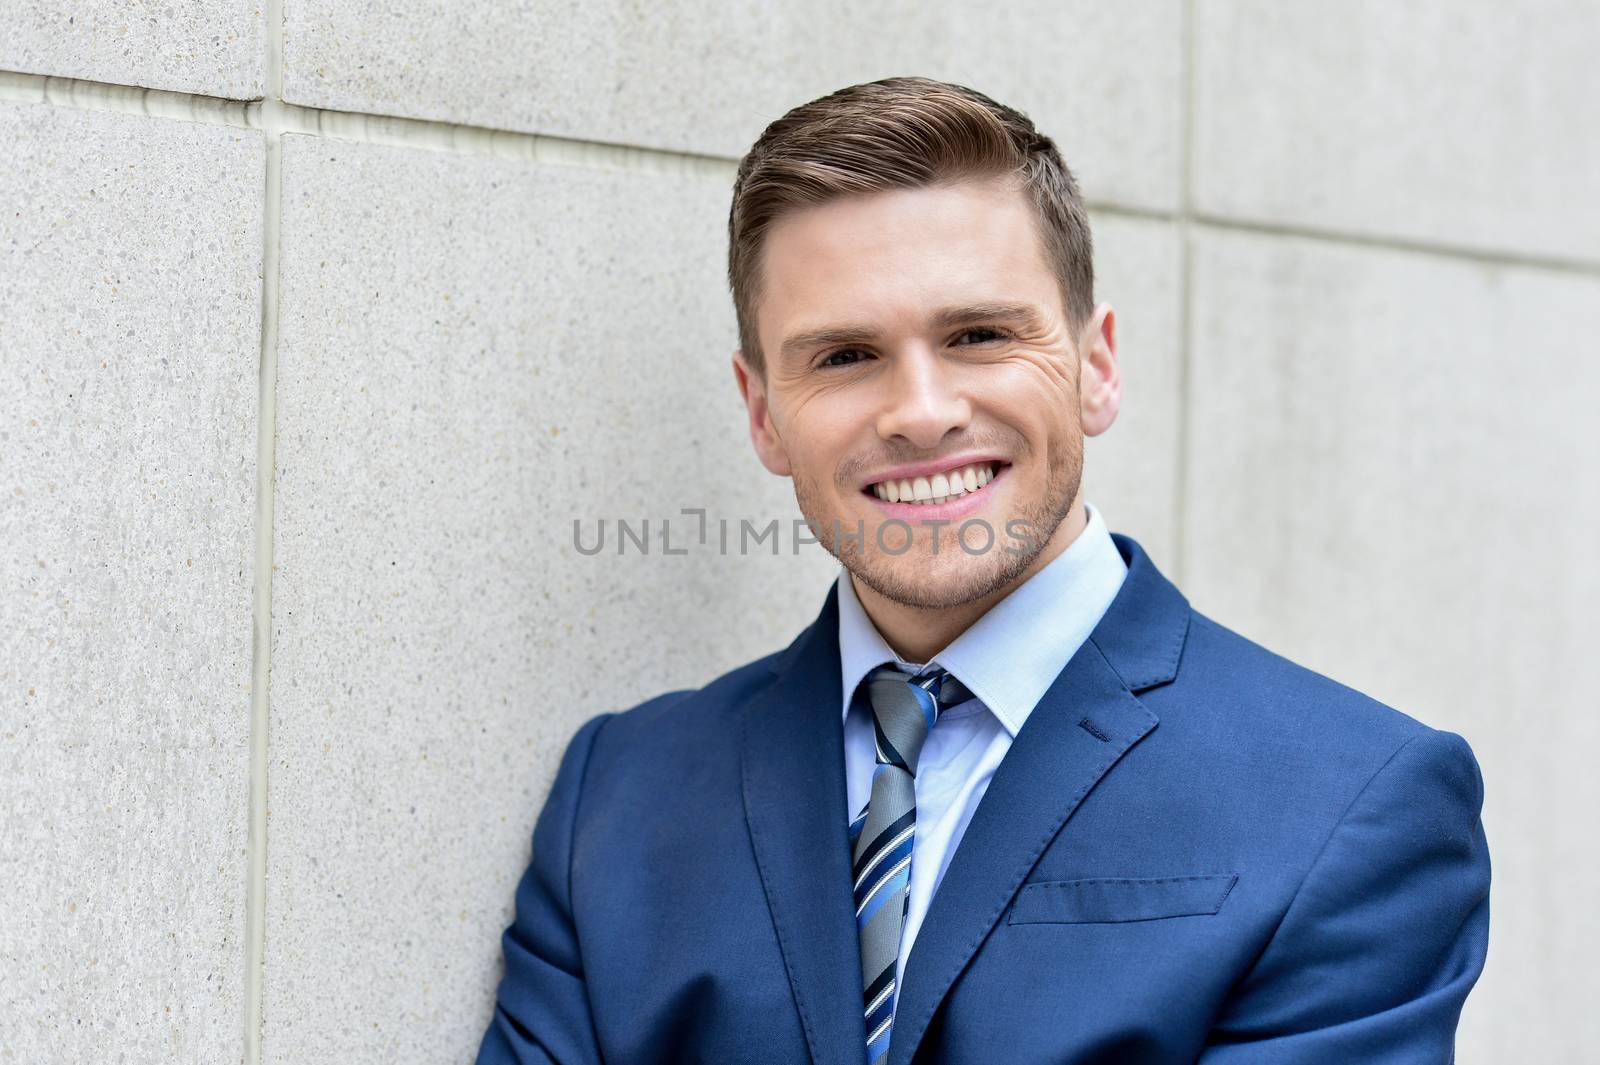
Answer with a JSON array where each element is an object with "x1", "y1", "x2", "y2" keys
[{"x1": 850, "y1": 494, "x2": 1089, "y2": 664}]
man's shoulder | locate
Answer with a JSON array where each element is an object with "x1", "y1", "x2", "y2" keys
[
  {"x1": 588, "y1": 645, "x2": 786, "y2": 754},
  {"x1": 1174, "y1": 606, "x2": 1472, "y2": 781},
  {"x1": 1152, "y1": 607, "x2": 1487, "y2": 891}
]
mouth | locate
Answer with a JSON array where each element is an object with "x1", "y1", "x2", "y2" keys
[{"x1": 861, "y1": 459, "x2": 1012, "y2": 519}]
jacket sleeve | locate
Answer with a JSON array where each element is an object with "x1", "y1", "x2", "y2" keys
[
  {"x1": 1198, "y1": 727, "x2": 1492, "y2": 1064},
  {"x1": 476, "y1": 711, "x2": 615, "y2": 1065}
]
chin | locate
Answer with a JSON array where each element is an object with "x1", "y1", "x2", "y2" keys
[{"x1": 847, "y1": 545, "x2": 1030, "y2": 612}]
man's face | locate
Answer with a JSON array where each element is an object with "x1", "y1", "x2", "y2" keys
[{"x1": 733, "y1": 175, "x2": 1117, "y2": 611}]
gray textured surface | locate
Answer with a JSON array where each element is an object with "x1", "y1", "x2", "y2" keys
[
  {"x1": 1182, "y1": 226, "x2": 1600, "y2": 1063},
  {"x1": 1079, "y1": 212, "x2": 1183, "y2": 568},
  {"x1": 0, "y1": 2, "x2": 264, "y2": 99},
  {"x1": 1195, "y1": 0, "x2": 1600, "y2": 261},
  {"x1": 280, "y1": 0, "x2": 1184, "y2": 211},
  {"x1": 0, "y1": 102, "x2": 263, "y2": 1063},
  {"x1": 2, "y1": 1, "x2": 1593, "y2": 1057},
  {"x1": 266, "y1": 133, "x2": 837, "y2": 1063}
]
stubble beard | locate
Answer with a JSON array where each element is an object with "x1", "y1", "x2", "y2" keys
[{"x1": 792, "y1": 432, "x2": 1085, "y2": 612}]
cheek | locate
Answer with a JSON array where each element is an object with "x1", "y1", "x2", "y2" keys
[
  {"x1": 786, "y1": 390, "x2": 873, "y2": 465},
  {"x1": 979, "y1": 365, "x2": 1078, "y2": 439},
  {"x1": 783, "y1": 382, "x2": 854, "y2": 436},
  {"x1": 1017, "y1": 351, "x2": 1079, "y2": 398},
  {"x1": 776, "y1": 426, "x2": 844, "y2": 493}
]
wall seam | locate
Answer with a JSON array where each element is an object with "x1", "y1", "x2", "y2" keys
[
  {"x1": 1174, "y1": 0, "x2": 1199, "y2": 585},
  {"x1": 5, "y1": 68, "x2": 1595, "y2": 277},
  {"x1": 243, "y1": 0, "x2": 285, "y2": 1061},
  {"x1": 1188, "y1": 211, "x2": 1600, "y2": 277}
]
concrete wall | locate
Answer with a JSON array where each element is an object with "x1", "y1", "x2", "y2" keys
[{"x1": 1, "y1": 2, "x2": 1593, "y2": 1061}]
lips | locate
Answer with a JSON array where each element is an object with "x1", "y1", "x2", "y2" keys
[
  {"x1": 861, "y1": 461, "x2": 1011, "y2": 521},
  {"x1": 866, "y1": 460, "x2": 1001, "y2": 505}
]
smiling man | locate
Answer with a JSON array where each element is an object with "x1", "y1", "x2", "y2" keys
[
  {"x1": 734, "y1": 167, "x2": 1108, "y2": 666},
  {"x1": 478, "y1": 77, "x2": 1491, "y2": 1065}
]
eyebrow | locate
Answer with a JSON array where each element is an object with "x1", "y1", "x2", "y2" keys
[{"x1": 777, "y1": 301, "x2": 1048, "y2": 363}]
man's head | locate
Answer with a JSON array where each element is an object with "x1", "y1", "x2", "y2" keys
[{"x1": 728, "y1": 76, "x2": 1121, "y2": 617}]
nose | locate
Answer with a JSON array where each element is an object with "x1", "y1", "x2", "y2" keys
[{"x1": 874, "y1": 346, "x2": 972, "y2": 451}]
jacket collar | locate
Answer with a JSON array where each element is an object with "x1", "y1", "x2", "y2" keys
[{"x1": 742, "y1": 532, "x2": 1190, "y2": 1065}]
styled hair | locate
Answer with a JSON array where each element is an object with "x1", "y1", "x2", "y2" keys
[{"x1": 727, "y1": 75, "x2": 1094, "y2": 379}]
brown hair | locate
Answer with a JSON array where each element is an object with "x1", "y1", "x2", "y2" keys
[{"x1": 727, "y1": 75, "x2": 1094, "y2": 380}]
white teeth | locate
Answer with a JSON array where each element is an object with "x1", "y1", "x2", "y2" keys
[{"x1": 869, "y1": 462, "x2": 1001, "y2": 504}]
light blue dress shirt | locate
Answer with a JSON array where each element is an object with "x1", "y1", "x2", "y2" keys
[{"x1": 835, "y1": 500, "x2": 1129, "y2": 997}]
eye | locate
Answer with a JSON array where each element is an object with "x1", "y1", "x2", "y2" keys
[
  {"x1": 818, "y1": 348, "x2": 869, "y2": 369},
  {"x1": 956, "y1": 326, "x2": 1011, "y2": 345}
]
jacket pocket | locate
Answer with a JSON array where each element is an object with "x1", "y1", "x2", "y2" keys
[{"x1": 1006, "y1": 874, "x2": 1239, "y2": 925}]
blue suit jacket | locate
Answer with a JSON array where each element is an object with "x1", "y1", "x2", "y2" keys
[{"x1": 478, "y1": 533, "x2": 1491, "y2": 1064}]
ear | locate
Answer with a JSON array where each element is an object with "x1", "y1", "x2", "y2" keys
[
  {"x1": 731, "y1": 348, "x2": 793, "y2": 476},
  {"x1": 1077, "y1": 303, "x2": 1122, "y2": 438}
]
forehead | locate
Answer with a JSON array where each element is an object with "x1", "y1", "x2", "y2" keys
[{"x1": 756, "y1": 177, "x2": 1058, "y2": 360}]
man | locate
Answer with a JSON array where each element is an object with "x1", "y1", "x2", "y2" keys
[{"x1": 477, "y1": 76, "x2": 1490, "y2": 1065}]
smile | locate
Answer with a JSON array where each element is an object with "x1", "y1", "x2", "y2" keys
[{"x1": 865, "y1": 460, "x2": 1007, "y2": 506}]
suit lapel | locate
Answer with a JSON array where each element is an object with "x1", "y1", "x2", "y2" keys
[
  {"x1": 740, "y1": 581, "x2": 867, "y2": 1065},
  {"x1": 887, "y1": 533, "x2": 1191, "y2": 1065},
  {"x1": 738, "y1": 535, "x2": 1191, "y2": 1065}
]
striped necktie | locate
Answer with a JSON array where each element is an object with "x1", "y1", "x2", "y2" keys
[{"x1": 847, "y1": 662, "x2": 973, "y2": 1065}]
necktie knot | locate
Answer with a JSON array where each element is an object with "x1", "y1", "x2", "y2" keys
[{"x1": 861, "y1": 663, "x2": 971, "y2": 777}]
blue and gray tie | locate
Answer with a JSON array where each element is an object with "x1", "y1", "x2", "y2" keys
[{"x1": 847, "y1": 663, "x2": 972, "y2": 1065}]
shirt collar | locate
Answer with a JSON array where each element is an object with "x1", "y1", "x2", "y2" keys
[{"x1": 835, "y1": 500, "x2": 1128, "y2": 736}]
